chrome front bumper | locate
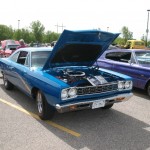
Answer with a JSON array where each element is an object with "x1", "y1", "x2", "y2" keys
[{"x1": 55, "y1": 93, "x2": 133, "y2": 113}]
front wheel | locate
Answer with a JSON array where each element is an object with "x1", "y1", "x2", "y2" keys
[
  {"x1": 101, "y1": 104, "x2": 114, "y2": 109},
  {"x1": 3, "y1": 74, "x2": 14, "y2": 90},
  {"x1": 36, "y1": 90, "x2": 55, "y2": 120}
]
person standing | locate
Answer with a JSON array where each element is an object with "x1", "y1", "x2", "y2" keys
[{"x1": 17, "y1": 39, "x2": 27, "y2": 49}]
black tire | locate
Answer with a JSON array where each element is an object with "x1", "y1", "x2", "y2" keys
[
  {"x1": 3, "y1": 74, "x2": 14, "y2": 90},
  {"x1": 101, "y1": 103, "x2": 114, "y2": 109},
  {"x1": 147, "y1": 83, "x2": 150, "y2": 96},
  {"x1": 36, "y1": 90, "x2": 55, "y2": 120}
]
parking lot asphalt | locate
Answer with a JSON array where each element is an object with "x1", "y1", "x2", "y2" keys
[{"x1": 0, "y1": 77, "x2": 150, "y2": 150}]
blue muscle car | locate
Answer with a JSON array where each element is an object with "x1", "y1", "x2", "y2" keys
[
  {"x1": 0, "y1": 30, "x2": 133, "y2": 120},
  {"x1": 97, "y1": 49, "x2": 150, "y2": 96}
]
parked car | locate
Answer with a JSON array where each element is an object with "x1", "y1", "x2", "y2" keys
[
  {"x1": 107, "y1": 44, "x2": 120, "y2": 50},
  {"x1": 124, "y1": 40, "x2": 145, "y2": 49},
  {"x1": 0, "y1": 30, "x2": 133, "y2": 120},
  {"x1": 0, "y1": 40, "x2": 20, "y2": 57},
  {"x1": 51, "y1": 41, "x2": 57, "y2": 47},
  {"x1": 97, "y1": 48, "x2": 150, "y2": 96}
]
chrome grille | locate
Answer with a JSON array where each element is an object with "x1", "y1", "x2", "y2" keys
[{"x1": 77, "y1": 83, "x2": 118, "y2": 95}]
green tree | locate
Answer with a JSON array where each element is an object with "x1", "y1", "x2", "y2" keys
[
  {"x1": 121, "y1": 26, "x2": 133, "y2": 44},
  {"x1": 113, "y1": 37, "x2": 125, "y2": 47},
  {"x1": 30, "y1": 20, "x2": 45, "y2": 43},
  {"x1": 147, "y1": 40, "x2": 150, "y2": 47},
  {"x1": 49, "y1": 32, "x2": 60, "y2": 42},
  {"x1": 13, "y1": 28, "x2": 35, "y2": 43},
  {"x1": 43, "y1": 31, "x2": 52, "y2": 43},
  {"x1": 13, "y1": 29, "x2": 22, "y2": 41},
  {"x1": 0, "y1": 25, "x2": 14, "y2": 40}
]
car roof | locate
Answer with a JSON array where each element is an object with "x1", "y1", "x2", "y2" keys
[
  {"x1": 18, "y1": 47, "x2": 53, "y2": 52},
  {"x1": 105, "y1": 49, "x2": 150, "y2": 53}
]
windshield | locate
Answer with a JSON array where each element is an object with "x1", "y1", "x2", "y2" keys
[
  {"x1": 6, "y1": 45, "x2": 19, "y2": 50},
  {"x1": 135, "y1": 51, "x2": 150, "y2": 66},
  {"x1": 31, "y1": 51, "x2": 51, "y2": 67}
]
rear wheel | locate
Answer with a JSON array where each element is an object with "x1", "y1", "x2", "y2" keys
[
  {"x1": 147, "y1": 83, "x2": 150, "y2": 96},
  {"x1": 3, "y1": 74, "x2": 14, "y2": 90},
  {"x1": 101, "y1": 104, "x2": 114, "y2": 109},
  {"x1": 36, "y1": 90, "x2": 55, "y2": 120}
]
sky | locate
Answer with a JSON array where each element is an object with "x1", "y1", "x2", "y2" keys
[{"x1": 1, "y1": 0, "x2": 150, "y2": 40}]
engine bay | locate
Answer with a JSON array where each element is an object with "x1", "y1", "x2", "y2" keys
[{"x1": 49, "y1": 67, "x2": 120, "y2": 87}]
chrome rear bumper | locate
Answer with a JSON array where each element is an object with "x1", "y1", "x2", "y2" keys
[{"x1": 55, "y1": 93, "x2": 133, "y2": 113}]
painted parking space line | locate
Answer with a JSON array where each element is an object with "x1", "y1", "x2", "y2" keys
[{"x1": 0, "y1": 98, "x2": 81, "y2": 137}]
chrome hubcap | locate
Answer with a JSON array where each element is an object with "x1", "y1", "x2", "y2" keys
[
  {"x1": 3, "y1": 77, "x2": 7, "y2": 87},
  {"x1": 37, "y1": 92, "x2": 43, "y2": 114}
]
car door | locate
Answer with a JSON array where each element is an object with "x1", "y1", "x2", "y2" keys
[
  {"x1": 8, "y1": 51, "x2": 31, "y2": 93},
  {"x1": 4, "y1": 51, "x2": 20, "y2": 85},
  {"x1": 100, "y1": 51, "x2": 139, "y2": 87},
  {"x1": 109, "y1": 52, "x2": 139, "y2": 87},
  {"x1": 15, "y1": 51, "x2": 31, "y2": 93},
  {"x1": 128, "y1": 64, "x2": 149, "y2": 89}
]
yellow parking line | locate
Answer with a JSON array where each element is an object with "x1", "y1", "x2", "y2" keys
[{"x1": 0, "y1": 98, "x2": 81, "y2": 137}]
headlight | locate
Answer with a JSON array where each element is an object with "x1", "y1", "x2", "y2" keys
[
  {"x1": 61, "y1": 89, "x2": 68, "y2": 99},
  {"x1": 125, "y1": 81, "x2": 132, "y2": 89},
  {"x1": 118, "y1": 81, "x2": 132, "y2": 90},
  {"x1": 68, "y1": 88, "x2": 77, "y2": 97},
  {"x1": 125, "y1": 81, "x2": 130, "y2": 89},
  {"x1": 118, "y1": 81, "x2": 124, "y2": 90},
  {"x1": 61, "y1": 88, "x2": 77, "y2": 100}
]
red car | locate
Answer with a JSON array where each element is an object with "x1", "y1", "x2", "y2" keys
[{"x1": 0, "y1": 40, "x2": 20, "y2": 57}]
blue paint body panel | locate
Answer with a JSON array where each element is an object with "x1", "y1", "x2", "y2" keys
[{"x1": 0, "y1": 30, "x2": 132, "y2": 112}]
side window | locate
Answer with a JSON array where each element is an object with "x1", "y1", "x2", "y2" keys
[
  {"x1": 17, "y1": 51, "x2": 28, "y2": 65},
  {"x1": 106, "y1": 52, "x2": 131, "y2": 63},
  {"x1": 130, "y1": 53, "x2": 136, "y2": 64},
  {"x1": 106, "y1": 52, "x2": 121, "y2": 61},
  {"x1": 10, "y1": 51, "x2": 20, "y2": 62},
  {"x1": 24, "y1": 54, "x2": 30, "y2": 67}
]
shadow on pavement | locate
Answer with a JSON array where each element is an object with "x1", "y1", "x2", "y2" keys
[
  {"x1": 0, "y1": 82, "x2": 150, "y2": 150},
  {"x1": 132, "y1": 87, "x2": 150, "y2": 100}
]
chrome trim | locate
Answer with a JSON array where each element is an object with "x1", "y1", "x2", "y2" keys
[
  {"x1": 76, "y1": 82, "x2": 118, "y2": 95},
  {"x1": 56, "y1": 93, "x2": 133, "y2": 113}
]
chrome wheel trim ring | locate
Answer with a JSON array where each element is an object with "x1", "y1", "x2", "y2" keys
[
  {"x1": 4, "y1": 78, "x2": 8, "y2": 87},
  {"x1": 37, "y1": 92, "x2": 43, "y2": 114}
]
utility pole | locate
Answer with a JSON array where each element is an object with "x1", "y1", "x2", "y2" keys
[
  {"x1": 107, "y1": 27, "x2": 109, "y2": 32},
  {"x1": 55, "y1": 23, "x2": 65, "y2": 33}
]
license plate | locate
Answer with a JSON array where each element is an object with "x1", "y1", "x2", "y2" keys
[{"x1": 92, "y1": 100, "x2": 105, "y2": 109}]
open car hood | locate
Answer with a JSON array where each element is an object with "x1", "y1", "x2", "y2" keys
[{"x1": 43, "y1": 30, "x2": 119, "y2": 70}]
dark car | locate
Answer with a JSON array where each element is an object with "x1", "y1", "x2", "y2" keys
[
  {"x1": 97, "y1": 49, "x2": 150, "y2": 96},
  {"x1": 0, "y1": 30, "x2": 133, "y2": 120}
]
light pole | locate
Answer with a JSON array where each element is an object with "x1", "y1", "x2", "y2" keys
[
  {"x1": 146, "y1": 10, "x2": 150, "y2": 47},
  {"x1": 107, "y1": 27, "x2": 109, "y2": 32},
  {"x1": 18, "y1": 20, "x2": 20, "y2": 30}
]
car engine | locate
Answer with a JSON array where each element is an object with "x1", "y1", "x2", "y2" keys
[{"x1": 51, "y1": 67, "x2": 119, "y2": 87}]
